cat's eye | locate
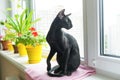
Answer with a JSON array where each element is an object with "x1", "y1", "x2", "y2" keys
[{"x1": 65, "y1": 18, "x2": 69, "y2": 22}]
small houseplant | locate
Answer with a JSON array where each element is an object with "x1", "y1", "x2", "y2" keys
[
  {"x1": 4, "y1": 8, "x2": 40, "y2": 54},
  {"x1": 2, "y1": 27, "x2": 16, "y2": 51},
  {"x1": 0, "y1": 22, "x2": 16, "y2": 50},
  {"x1": 16, "y1": 27, "x2": 46, "y2": 63}
]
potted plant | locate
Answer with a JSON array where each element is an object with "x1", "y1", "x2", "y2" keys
[
  {"x1": 4, "y1": 8, "x2": 40, "y2": 54},
  {"x1": 0, "y1": 20, "x2": 19, "y2": 52},
  {"x1": 0, "y1": 20, "x2": 18, "y2": 52},
  {"x1": 4, "y1": 28, "x2": 16, "y2": 52},
  {"x1": 16, "y1": 27, "x2": 46, "y2": 63},
  {"x1": 0, "y1": 26, "x2": 16, "y2": 51}
]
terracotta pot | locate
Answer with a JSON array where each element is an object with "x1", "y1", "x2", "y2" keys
[
  {"x1": 13, "y1": 45, "x2": 18, "y2": 53},
  {"x1": 0, "y1": 40, "x2": 11, "y2": 50}
]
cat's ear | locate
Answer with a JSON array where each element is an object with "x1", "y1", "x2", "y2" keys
[
  {"x1": 66, "y1": 13, "x2": 71, "y2": 16},
  {"x1": 58, "y1": 9, "x2": 65, "y2": 19}
]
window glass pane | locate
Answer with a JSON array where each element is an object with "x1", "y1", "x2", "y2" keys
[
  {"x1": 0, "y1": 0, "x2": 26, "y2": 39},
  {"x1": 11, "y1": 0, "x2": 26, "y2": 15},
  {"x1": 101, "y1": 0, "x2": 120, "y2": 57},
  {"x1": 34, "y1": 0, "x2": 84, "y2": 57}
]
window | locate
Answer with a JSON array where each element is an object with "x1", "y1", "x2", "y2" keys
[
  {"x1": 11, "y1": 0, "x2": 26, "y2": 16},
  {"x1": 32, "y1": 0, "x2": 84, "y2": 58},
  {"x1": 0, "y1": 0, "x2": 11, "y2": 37},
  {"x1": 100, "y1": 0, "x2": 120, "y2": 57},
  {"x1": 87, "y1": 0, "x2": 120, "y2": 79},
  {"x1": 0, "y1": 0, "x2": 26, "y2": 38}
]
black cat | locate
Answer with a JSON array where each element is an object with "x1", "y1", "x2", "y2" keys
[{"x1": 46, "y1": 9, "x2": 80, "y2": 77}]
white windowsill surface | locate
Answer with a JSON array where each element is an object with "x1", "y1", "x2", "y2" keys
[{"x1": 0, "y1": 50, "x2": 117, "y2": 80}]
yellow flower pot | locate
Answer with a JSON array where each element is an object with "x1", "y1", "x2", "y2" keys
[
  {"x1": 17, "y1": 43, "x2": 27, "y2": 56},
  {"x1": 26, "y1": 45, "x2": 42, "y2": 64},
  {"x1": 7, "y1": 43, "x2": 14, "y2": 52}
]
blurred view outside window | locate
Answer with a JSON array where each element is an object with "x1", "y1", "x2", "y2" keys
[{"x1": 100, "y1": 0, "x2": 120, "y2": 57}]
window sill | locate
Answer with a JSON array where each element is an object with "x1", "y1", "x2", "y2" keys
[
  {"x1": 0, "y1": 50, "x2": 27, "y2": 71},
  {"x1": 0, "y1": 50, "x2": 117, "y2": 80},
  {"x1": 84, "y1": 74, "x2": 117, "y2": 80},
  {"x1": 90, "y1": 55, "x2": 120, "y2": 80},
  {"x1": 0, "y1": 50, "x2": 56, "y2": 72}
]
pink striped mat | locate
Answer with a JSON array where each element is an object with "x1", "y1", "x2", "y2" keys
[{"x1": 25, "y1": 63, "x2": 95, "y2": 80}]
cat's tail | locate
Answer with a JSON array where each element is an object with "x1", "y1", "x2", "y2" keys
[{"x1": 47, "y1": 65, "x2": 64, "y2": 77}]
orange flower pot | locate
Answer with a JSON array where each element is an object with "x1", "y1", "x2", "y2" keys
[
  {"x1": 0, "y1": 40, "x2": 11, "y2": 50},
  {"x1": 26, "y1": 45, "x2": 42, "y2": 64}
]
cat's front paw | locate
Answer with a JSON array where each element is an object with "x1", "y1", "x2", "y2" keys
[
  {"x1": 64, "y1": 71, "x2": 72, "y2": 76},
  {"x1": 66, "y1": 72, "x2": 72, "y2": 76}
]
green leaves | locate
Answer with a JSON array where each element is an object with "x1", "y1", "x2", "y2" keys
[
  {"x1": 16, "y1": 30, "x2": 46, "y2": 46},
  {"x1": 6, "y1": 14, "x2": 19, "y2": 33},
  {"x1": 6, "y1": 8, "x2": 12, "y2": 11},
  {"x1": 5, "y1": 9, "x2": 40, "y2": 35}
]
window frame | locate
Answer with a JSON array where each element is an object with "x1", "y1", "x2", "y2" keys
[
  {"x1": 86, "y1": 0, "x2": 120, "y2": 79},
  {"x1": 99, "y1": 0, "x2": 120, "y2": 58},
  {"x1": 99, "y1": 0, "x2": 104, "y2": 56}
]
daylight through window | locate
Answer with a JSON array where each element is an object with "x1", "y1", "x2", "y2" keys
[
  {"x1": 33, "y1": 0, "x2": 84, "y2": 57},
  {"x1": 100, "y1": 0, "x2": 120, "y2": 57}
]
